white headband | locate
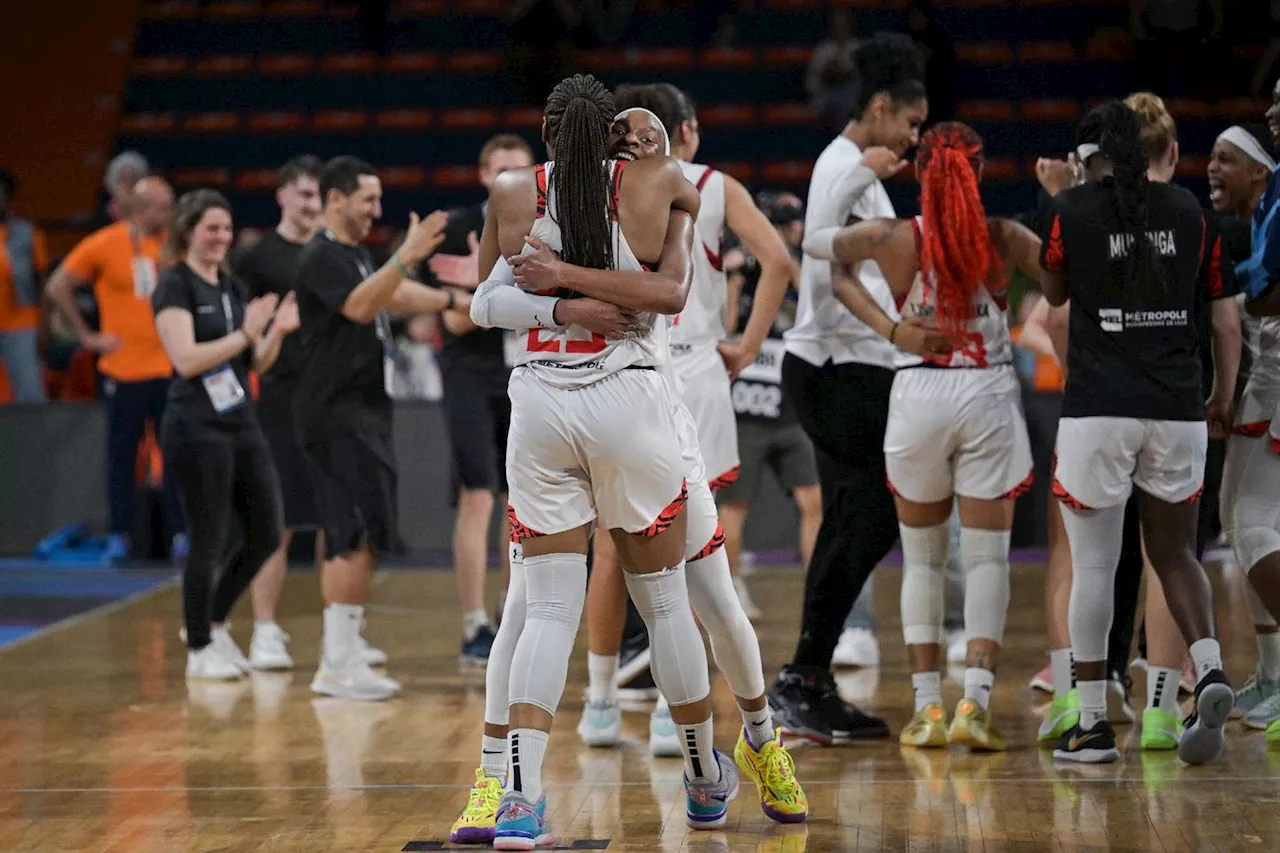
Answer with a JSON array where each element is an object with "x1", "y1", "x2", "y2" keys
[
  {"x1": 1218, "y1": 125, "x2": 1276, "y2": 171},
  {"x1": 1076, "y1": 143, "x2": 1101, "y2": 163},
  {"x1": 613, "y1": 108, "x2": 670, "y2": 156}
]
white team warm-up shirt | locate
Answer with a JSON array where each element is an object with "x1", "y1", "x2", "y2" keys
[{"x1": 785, "y1": 136, "x2": 899, "y2": 369}]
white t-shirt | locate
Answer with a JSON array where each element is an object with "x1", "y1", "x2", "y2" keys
[{"x1": 785, "y1": 135, "x2": 899, "y2": 369}]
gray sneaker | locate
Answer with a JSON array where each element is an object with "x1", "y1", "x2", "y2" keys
[
  {"x1": 685, "y1": 748, "x2": 740, "y2": 830},
  {"x1": 1233, "y1": 666, "x2": 1280, "y2": 719},
  {"x1": 1243, "y1": 688, "x2": 1280, "y2": 730}
]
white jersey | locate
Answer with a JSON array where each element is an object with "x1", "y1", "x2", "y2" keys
[
  {"x1": 671, "y1": 162, "x2": 728, "y2": 354},
  {"x1": 893, "y1": 216, "x2": 1013, "y2": 370},
  {"x1": 1235, "y1": 315, "x2": 1280, "y2": 433},
  {"x1": 512, "y1": 160, "x2": 663, "y2": 389},
  {"x1": 786, "y1": 135, "x2": 899, "y2": 369}
]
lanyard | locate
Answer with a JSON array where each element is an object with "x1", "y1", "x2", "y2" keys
[
  {"x1": 221, "y1": 291, "x2": 235, "y2": 335},
  {"x1": 323, "y1": 229, "x2": 389, "y2": 345}
]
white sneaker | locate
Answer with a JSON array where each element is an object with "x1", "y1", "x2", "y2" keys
[
  {"x1": 311, "y1": 659, "x2": 401, "y2": 701},
  {"x1": 249, "y1": 623, "x2": 294, "y2": 671},
  {"x1": 187, "y1": 645, "x2": 245, "y2": 681},
  {"x1": 577, "y1": 698, "x2": 622, "y2": 747},
  {"x1": 733, "y1": 577, "x2": 762, "y2": 620},
  {"x1": 649, "y1": 703, "x2": 683, "y2": 757},
  {"x1": 356, "y1": 631, "x2": 388, "y2": 667},
  {"x1": 832, "y1": 627, "x2": 879, "y2": 668},
  {"x1": 945, "y1": 629, "x2": 967, "y2": 664},
  {"x1": 211, "y1": 626, "x2": 251, "y2": 675}
]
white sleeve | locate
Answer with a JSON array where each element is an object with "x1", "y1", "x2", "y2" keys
[
  {"x1": 469, "y1": 256, "x2": 564, "y2": 331},
  {"x1": 802, "y1": 226, "x2": 840, "y2": 261},
  {"x1": 806, "y1": 164, "x2": 879, "y2": 231}
]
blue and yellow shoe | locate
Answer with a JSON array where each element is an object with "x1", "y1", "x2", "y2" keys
[
  {"x1": 1140, "y1": 707, "x2": 1183, "y2": 751},
  {"x1": 685, "y1": 748, "x2": 740, "y2": 830},
  {"x1": 493, "y1": 790, "x2": 554, "y2": 851},
  {"x1": 450, "y1": 768, "x2": 504, "y2": 844},
  {"x1": 1038, "y1": 689, "x2": 1080, "y2": 744},
  {"x1": 733, "y1": 727, "x2": 808, "y2": 823}
]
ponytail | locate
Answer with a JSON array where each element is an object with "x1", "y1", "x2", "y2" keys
[
  {"x1": 916, "y1": 122, "x2": 1002, "y2": 337},
  {"x1": 544, "y1": 74, "x2": 616, "y2": 271}
]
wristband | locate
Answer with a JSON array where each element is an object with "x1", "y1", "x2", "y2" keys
[
  {"x1": 391, "y1": 252, "x2": 412, "y2": 277},
  {"x1": 240, "y1": 328, "x2": 255, "y2": 348},
  {"x1": 445, "y1": 290, "x2": 457, "y2": 311},
  {"x1": 888, "y1": 322, "x2": 900, "y2": 345}
]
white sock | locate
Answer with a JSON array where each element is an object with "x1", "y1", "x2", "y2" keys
[
  {"x1": 1050, "y1": 648, "x2": 1074, "y2": 695},
  {"x1": 678, "y1": 716, "x2": 721, "y2": 783},
  {"x1": 1147, "y1": 666, "x2": 1180, "y2": 714},
  {"x1": 1259, "y1": 632, "x2": 1280, "y2": 681},
  {"x1": 1188, "y1": 638, "x2": 1223, "y2": 682},
  {"x1": 588, "y1": 653, "x2": 619, "y2": 704},
  {"x1": 254, "y1": 619, "x2": 279, "y2": 632},
  {"x1": 463, "y1": 608, "x2": 490, "y2": 640},
  {"x1": 741, "y1": 704, "x2": 774, "y2": 748},
  {"x1": 964, "y1": 667, "x2": 995, "y2": 711},
  {"x1": 1078, "y1": 677, "x2": 1106, "y2": 730},
  {"x1": 480, "y1": 735, "x2": 507, "y2": 779},
  {"x1": 911, "y1": 671, "x2": 942, "y2": 712},
  {"x1": 323, "y1": 603, "x2": 363, "y2": 668},
  {"x1": 508, "y1": 728, "x2": 548, "y2": 802}
]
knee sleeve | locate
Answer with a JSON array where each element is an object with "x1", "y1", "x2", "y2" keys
[
  {"x1": 960, "y1": 527, "x2": 1012, "y2": 645},
  {"x1": 899, "y1": 522, "x2": 950, "y2": 645},
  {"x1": 686, "y1": 547, "x2": 765, "y2": 699},
  {"x1": 485, "y1": 544, "x2": 526, "y2": 725},
  {"x1": 1247, "y1": 582, "x2": 1279, "y2": 627},
  {"x1": 625, "y1": 561, "x2": 710, "y2": 706},
  {"x1": 1237, "y1": 525, "x2": 1280, "y2": 577},
  {"x1": 507, "y1": 552, "x2": 587, "y2": 716},
  {"x1": 1061, "y1": 504, "x2": 1126, "y2": 663}
]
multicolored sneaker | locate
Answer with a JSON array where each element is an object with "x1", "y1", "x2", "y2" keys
[
  {"x1": 450, "y1": 768, "x2": 504, "y2": 844},
  {"x1": 1232, "y1": 666, "x2": 1280, "y2": 718},
  {"x1": 1140, "y1": 707, "x2": 1183, "y2": 751},
  {"x1": 685, "y1": 748, "x2": 740, "y2": 830},
  {"x1": 1244, "y1": 688, "x2": 1280, "y2": 730},
  {"x1": 899, "y1": 703, "x2": 949, "y2": 748},
  {"x1": 1038, "y1": 689, "x2": 1080, "y2": 744},
  {"x1": 947, "y1": 698, "x2": 1006, "y2": 752},
  {"x1": 733, "y1": 728, "x2": 808, "y2": 823},
  {"x1": 493, "y1": 790, "x2": 553, "y2": 850}
]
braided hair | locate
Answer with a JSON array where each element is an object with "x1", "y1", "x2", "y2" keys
[
  {"x1": 916, "y1": 122, "x2": 1002, "y2": 337},
  {"x1": 1081, "y1": 101, "x2": 1165, "y2": 301},
  {"x1": 544, "y1": 74, "x2": 617, "y2": 271}
]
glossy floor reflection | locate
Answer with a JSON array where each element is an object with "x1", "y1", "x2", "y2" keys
[{"x1": 1, "y1": 561, "x2": 1278, "y2": 851}]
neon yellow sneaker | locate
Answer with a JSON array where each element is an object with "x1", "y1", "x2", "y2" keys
[
  {"x1": 1038, "y1": 688, "x2": 1080, "y2": 744},
  {"x1": 1140, "y1": 707, "x2": 1183, "y2": 751},
  {"x1": 947, "y1": 698, "x2": 1006, "y2": 752},
  {"x1": 1266, "y1": 715, "x2": 1280, "y2": 746},
  {"x1": 450, "y1": 767, "x2": 504, "y2": 844},
  {"x1": 900, "y1": 703, "x2": 949, "y2": 748},
  {"x1": 733, "y1": 727, "x2": 808, "y2": 823}
]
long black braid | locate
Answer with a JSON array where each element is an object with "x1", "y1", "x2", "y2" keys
[
  {"x1": 544, "y1": 74, "x2": 617, "y2": 272},
  {"x1": 1084, "y1": 101, "x2": 1165, "y2": 303}
]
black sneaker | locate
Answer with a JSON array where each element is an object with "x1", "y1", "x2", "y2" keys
[
  {"x1": 617, "y1": 630, "x2": 652, "y2": 685},
  {"x1": 1053, "y1": 720, "x2": 1120, "y2": 763},
  {"x1": 1106, "y1": 669, "x2": 1137, "y2": 724},
  {"x1": 769, "y1": 665, "x2": 890, "y2": 746},
  {"x1": 460, "y1": 624, "x2": 496, "y2": 667},
  {"x1": 1178, "y1": 668, "x2": 1233, "y2": 766}
]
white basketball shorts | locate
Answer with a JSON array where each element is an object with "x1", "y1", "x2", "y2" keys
[
  {"x1": 506, "y1": 367, "x2": 687, "y2": 540},
  {"x1": 673, "y1": 344, "x2": 740, "y2": 491},
  {"x1": 1053, "y1": 416, "x2": 1207, "y2": 510},
  {"x1": 883, "y1": 366, "x2": 1033, "y2": 503}
]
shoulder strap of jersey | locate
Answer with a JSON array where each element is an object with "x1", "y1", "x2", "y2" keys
[
  {"x1": 909, "y1": 215, "x2": 924, "y2": 256},
  {"x1": 534, "y1": 163, "x2": 548, "y2": 219},
  {"x1": 695, "y1": 166, "x2": 716, "y2": 193},
  {"x1": 609, "y1": 160, "x2": 625, "y2": 222}
]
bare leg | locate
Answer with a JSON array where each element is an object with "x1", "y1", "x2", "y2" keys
[
  {"x1": 719, "y1": 500, "x2": 749, "y2": 578},
  {"x1": 252, "y1": 529, "x2": 293, "y2": 622},
  {"x1": 793, "y1": 485, "x2": 822, "y2": 570},
  {"x1": 455, "y1": 487, "x2": 494, "y2": 621}
]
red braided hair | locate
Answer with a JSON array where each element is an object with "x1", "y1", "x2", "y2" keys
[{"x1": 915, "y1": 122, "x2": 1003, "y2": 338}]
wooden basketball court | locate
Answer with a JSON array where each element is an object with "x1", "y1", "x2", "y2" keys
[{"x1": 2, "y1": 559, "x2": 1277, "y2": 851}]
